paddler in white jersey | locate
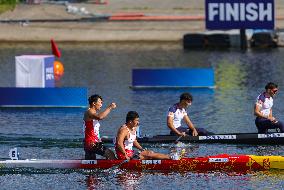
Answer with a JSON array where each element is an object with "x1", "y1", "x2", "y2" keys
[
  {"x1": 167, "y1": 92, "x2": 213, "y2": 137},
  {"x1": 115, "y1": 111, "x2": 170, "y2": 160},
  {"x1": 254, "y1": 82, "x2": 284, "y2": 133},
  {"x1": 83, "y1": 94, "x2": 117, "y2": 160}
]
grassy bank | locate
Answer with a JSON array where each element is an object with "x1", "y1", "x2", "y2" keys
[{"x1": 0, "y1": 0, "x2": 19, "y2": 14}]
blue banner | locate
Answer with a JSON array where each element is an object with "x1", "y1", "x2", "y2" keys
[
  {"x1": 206, "y1": 0, "x2": 274, "y2": 29},
  {"x1": 132, "y1": 68, "x2": 215, "y2": 88},
  {"x1": 0, "y1": 87, "x2": 87, "y2": 107}
]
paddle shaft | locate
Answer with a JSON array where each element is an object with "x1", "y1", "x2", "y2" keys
[{"x1": 174, "y1": 135, "x2": 183, "y2": 143}]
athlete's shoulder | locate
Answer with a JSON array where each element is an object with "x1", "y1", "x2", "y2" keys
[
  {"x1": 85, "y1": 108, "x2": 94, "y2": 115},
  {"x1": 118, "y1": 124, "x2": 128, "y2": 132},
  {"x1": 256, "y1": 92, "x2": 266, "y2": 103},
  {"x1": 168, "y1": 103, "x2": 178, "y2": 113}
]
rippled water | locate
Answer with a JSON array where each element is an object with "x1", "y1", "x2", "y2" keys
[{"x1": 0, "y1": 43, "x2": 284, "y2": 189}]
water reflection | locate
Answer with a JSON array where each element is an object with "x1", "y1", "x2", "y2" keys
[
  {"x1": 85, "y1": 175, "x2": 102, "y2": 190},
  {"x1": 115, "y1": 171, "x2": 142, "y2": 190},
  {"x1": 254, "y1": 145, "x2": 284, "y2": 156},
  {"x1": 249, "y1": 170, "x2": 284, "y2": 188},
  {"x1": 85, "y1": 171, "x2": 142, "y2": 190},
  {"x1": 215, "y1": 58, "x2": 248, "y2": 90}
]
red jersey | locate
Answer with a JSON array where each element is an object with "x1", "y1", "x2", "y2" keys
[{"x1": 83, "y1": 119, "x2": 101, "y2": 148}]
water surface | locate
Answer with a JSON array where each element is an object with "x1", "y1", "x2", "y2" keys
[{"x1": 0, "y1": 43, "x2": 283, "y2": 189}]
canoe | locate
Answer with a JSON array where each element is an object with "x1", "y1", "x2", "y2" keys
[
  {"x1": 1, "y1": 154, "x2": 283, "y2": 172},
  {"x1": 102, "y1": 133, "x2": 284, "y2": 145}
]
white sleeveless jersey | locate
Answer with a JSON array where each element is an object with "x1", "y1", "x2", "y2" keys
[
  {"x1": 256, "y1": 92, "x2": 273, "y2": 117},
  {"x1": 167, "y1": 103, "x2": 187, "y2": 128},
  {"x1": 124, "y1": 126, "x2": 136, "y2": 150}
]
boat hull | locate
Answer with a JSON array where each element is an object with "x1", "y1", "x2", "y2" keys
[
  {"x1": 102, "y1": 133, "x2": 284, "y2": 145},
  {"x1": 0, "y1": 154, "x2": 283, "y2": 172}
]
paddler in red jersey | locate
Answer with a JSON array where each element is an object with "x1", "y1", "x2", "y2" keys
[
  {"x1": 83, "y1": 94, "x2": 117, "y2": 160},
  {"x1": 115, "y1": 111, "x2": 171, "y2": 160}
]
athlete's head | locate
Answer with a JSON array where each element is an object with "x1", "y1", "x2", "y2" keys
[
  {"x1": 265, "y1": 82, "x2": 278, "y2": 97},
  {"x1": 179, "y1": 92, "x2": 193, "y2": 108},
  {"x1": 88, "y1": 94, "x2": 103, "y2": 110},
  {"x1": 126, "y1": 111, "x2": 139, "y2": 127}
]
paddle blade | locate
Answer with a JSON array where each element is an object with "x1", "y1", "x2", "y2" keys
[{"x1": 51, "y1": 39, "x2": 61, "y2": 58}]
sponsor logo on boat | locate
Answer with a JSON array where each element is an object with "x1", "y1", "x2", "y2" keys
[
  {"x1": 142, "y1": 160, "x2": 162, "y2": 165},
  {"x1": 208, "y1": 158, "x2": 229, "y2": 163},
  {"x1": 258, "y1": 133, "x2": 284, "y2": 139},
  {"x1": 81, "y1": 160, "x2": 97, "y2": 165},
  {"x1": 199, "y1": 135, "x2": 236, "y2": 140}
]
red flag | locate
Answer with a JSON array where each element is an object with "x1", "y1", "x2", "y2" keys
[{"x1": 51, "y1": 39, "x2": 61, "y2": 58}]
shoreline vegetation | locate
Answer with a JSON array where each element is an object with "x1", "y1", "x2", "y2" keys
[{"x1": 0, "y1": 0, "x2": 18, "y2": 14}]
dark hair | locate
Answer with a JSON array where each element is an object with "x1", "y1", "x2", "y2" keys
[
  {"x1": 88, "y1": 94, "x2": 102, "y2": 105},
  {"x1": 126, "y1": 111, "x2": 139, "y2": 123},
  {"x1": 180, "y1": 92, "x2": 193, "y2": 102},
  {"x1": 265, "y1": 82, "x2": 278, "y2": 90}
]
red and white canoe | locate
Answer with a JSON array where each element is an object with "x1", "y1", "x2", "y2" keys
[{"x1": 1, "y1": 154, "x2": 283, "y2": 172}]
